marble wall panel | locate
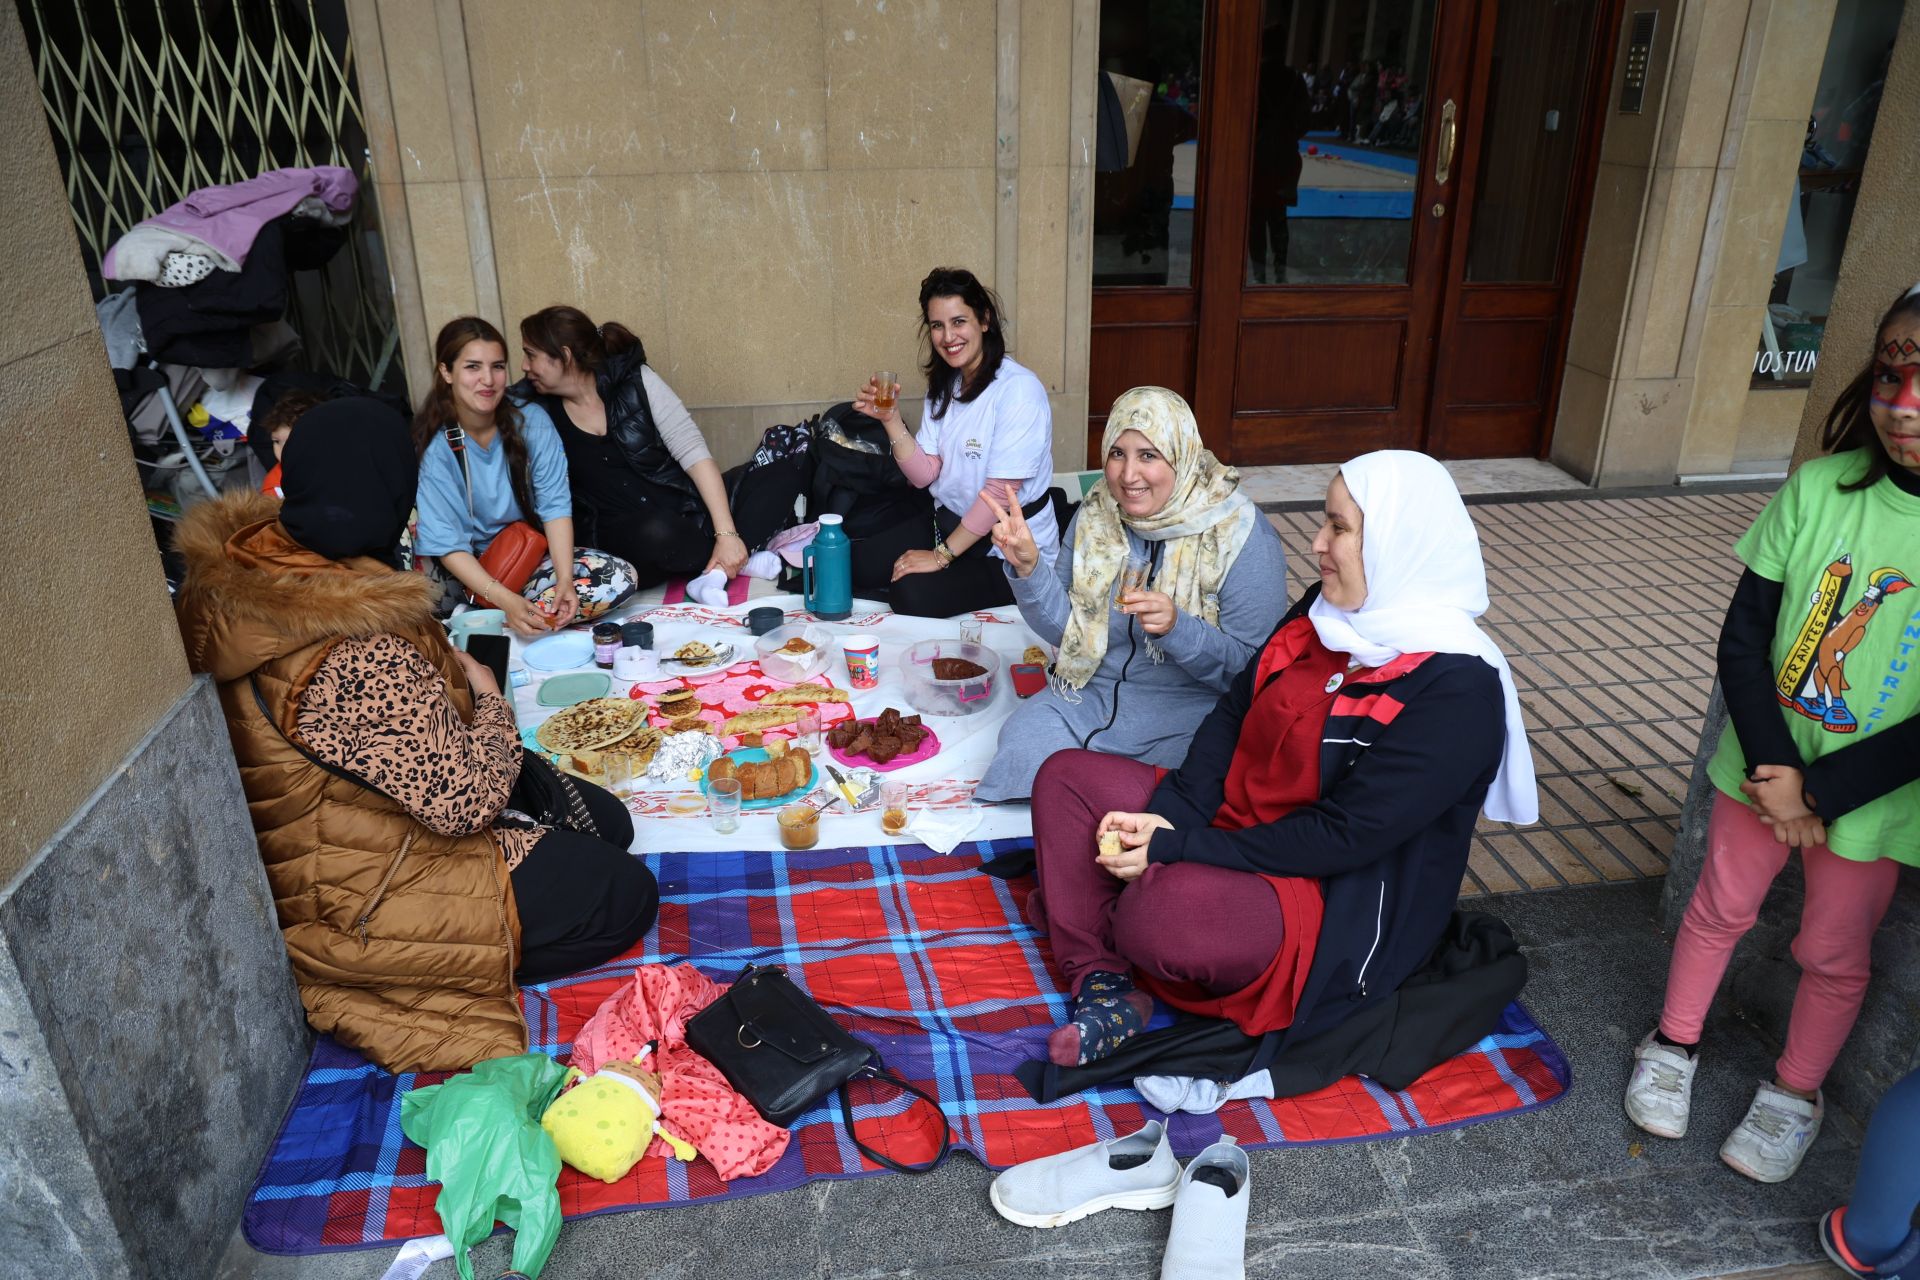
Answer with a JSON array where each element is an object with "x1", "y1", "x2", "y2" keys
[
  {"x1": 823, "y1": 0, "x2": 997, "y2": 171},
  {"x1": 465, "y1": 0, "x2": 658, "y2": 180},
  {"x1": 645, "y1": 1, "x2": 827, "y2": 173}
]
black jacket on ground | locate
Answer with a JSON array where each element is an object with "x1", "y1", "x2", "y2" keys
[
  {"x1": 1144, "y1": 585, "x2": 1506, "y2": 1056},
  {"x1": 1017, "y1": 910, "x2": 1528, "y2": 1102}
]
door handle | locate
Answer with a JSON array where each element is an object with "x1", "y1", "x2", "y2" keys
[{"x1": 1434, "y1": 98, "x2": 1457, "y2": 185}]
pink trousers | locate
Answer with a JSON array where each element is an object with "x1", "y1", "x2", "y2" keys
[{"x1": 1660, "y1": 791, "x2": 1900, "y2": 1092}]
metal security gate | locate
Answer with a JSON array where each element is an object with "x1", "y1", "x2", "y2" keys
[{"x1": 17, "y1": 0, "x2": 403, "y2": 393}]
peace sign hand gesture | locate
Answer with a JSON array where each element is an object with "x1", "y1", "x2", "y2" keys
[{"x1": 982, "y1": 483, "x2": 1039, "y2": 578}]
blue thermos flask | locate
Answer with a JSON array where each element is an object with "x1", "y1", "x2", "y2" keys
[{"x1": 803, "y1": 514, "x2": 852, "y2": 621}]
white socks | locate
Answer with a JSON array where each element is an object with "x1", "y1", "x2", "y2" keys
[
  {"x1": 686, "y1": 551, "x2": 784, "y2": 606},
  {"x1": 686, "y1": 569, "x2": 729, "y2": 606}
]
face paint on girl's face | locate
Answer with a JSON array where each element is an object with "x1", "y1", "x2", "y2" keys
[{"x1": 1869, "y1": 317, "x2": 1920, "y2": 474}]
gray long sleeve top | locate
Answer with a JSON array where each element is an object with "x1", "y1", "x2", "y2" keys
[{"x1": 976, "y1": 509, "x2": 1291, "y2": 802}]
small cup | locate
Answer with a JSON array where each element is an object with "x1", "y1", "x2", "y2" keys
[
  {"x1": 880, "y1": 779, "x2": 912, "y2": 837},
  {"x1": 872, "y1": 371, "x2": 898, "y2": 413},
  {"x1": 958, "y1": 619, "x2": 984, "y2": 646},
  {"x1": 620, "y1": 620, "x2": 655, "y2": 650},
  {"x1": 778, "y1": 802, "x2": 820, "y2": 850},
  {"x1": 747, "y1": 606, "x2": 785, "y2": 637},
  {"x1": 843, "y1": 634, "x2": 881, "y2": 689},
  {"x1": 708, "y1": 776, "x2": 742, "y2": 835},
  {"x1": 1115, "y1": 558, "x2": 1151, "y2": 607},
  {"x1": 796, "y1": 707, "x2": 822, "y2": 752},
  {"x1": 604, "y1": 753, "x2": 635, "y2": 799}
]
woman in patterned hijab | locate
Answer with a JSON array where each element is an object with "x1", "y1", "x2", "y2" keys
[{"x1": 975, "y1": 387, "x2": 1289, "y2": 802}]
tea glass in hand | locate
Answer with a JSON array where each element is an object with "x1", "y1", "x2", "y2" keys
[
  {"x1": 708, "y1": 776, "x2": 742, "y2": 835},
  {"x1": 880, "y1": 780, "x2": 913, "y2": 836},
  {"x1": 1116, "y1": 557, "x2": 1152, "y2": 608},
  {"x1": 872, "y1": 371, "x2": 898, "y2": 414}
]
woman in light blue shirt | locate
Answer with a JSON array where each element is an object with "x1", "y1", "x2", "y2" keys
[{"x1": 412, "y1": 316, "x2": 586, "y2": 635}]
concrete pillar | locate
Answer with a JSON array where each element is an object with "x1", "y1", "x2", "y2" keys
[
  {"x1": 0, "y1": 6, "x2": 311, "y2": 1273},
  {"x1": 1792, "y1": 1, "x2": 1920, "y2": 468}
]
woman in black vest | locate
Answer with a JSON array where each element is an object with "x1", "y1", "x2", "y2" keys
[{"x1": 515, "y1": 306, "x2": 789, "y2": 593}]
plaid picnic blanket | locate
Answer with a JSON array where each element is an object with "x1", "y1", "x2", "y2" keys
[{"x1": 243, "y1": 840, "x2": 1570, "y2": 1256}]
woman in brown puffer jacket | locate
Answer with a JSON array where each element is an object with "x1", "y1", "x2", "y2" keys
[{"x1": 174, "y1": 397, "x2": 656, "y2": 1072}]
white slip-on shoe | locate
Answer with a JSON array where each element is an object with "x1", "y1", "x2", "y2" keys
[
  {"x1": 1160, "y1": 1136, "x2": 1251, "y2": 1280},
  {"x1": 989, "y1": 1120, "x2": 1182, "y2": 1229},
  {"x1": 1720, "y1": 1081, "x2": 1823, "y2": 1184},
  {"x1": 1624, "y1": 1031, "x2": 1699, "y2": 1139}
]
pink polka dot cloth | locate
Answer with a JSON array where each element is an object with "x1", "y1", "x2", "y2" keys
[{"x1": 628, "y1": 662, "x2": 857, "y2": 748}]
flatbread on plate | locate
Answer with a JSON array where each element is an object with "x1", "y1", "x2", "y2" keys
[
  {"x1": 719, "y1": 707, "x2": 802, "y2": 737},
  {"x1": 760, "y1": 683, "x2": 851, "y2": 706},
  {"x1": 535, "y1": 697, "x2": 643, "y2": 753}
]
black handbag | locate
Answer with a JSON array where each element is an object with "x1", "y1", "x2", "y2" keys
[
  {"x1": 513, "y1": 747, "x2": 601, "y2": 838},
  {"x1": 686, "y1": 964, "x2": 953, "y2": 1174}
]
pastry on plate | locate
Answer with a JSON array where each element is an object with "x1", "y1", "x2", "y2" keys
[
  {"x1": 760, "y1": 683, "x2": 852, "y2": 706},
  {"x1": 720, "y1": 706, "x2": 802, "y2": 738}
]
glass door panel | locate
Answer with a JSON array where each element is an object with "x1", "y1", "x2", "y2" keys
[
  {"x1": 1246, "y1": 0, "x2": 1441, "y2": 285},
  {"x1": 1464, "y1": 0, "x2": 1600, "y2": 282},
  {"x1": 1093, "y1": 1, "x2": 1207, "y2": 288}
]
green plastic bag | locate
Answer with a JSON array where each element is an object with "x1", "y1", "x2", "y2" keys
[{"x1": 399, "y1": 1053, "x2": 570, "y2": 1280}]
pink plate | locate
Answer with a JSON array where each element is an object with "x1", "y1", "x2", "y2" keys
[{"x1": 826, "y1": 717, "x2": 942, "y2": 773}]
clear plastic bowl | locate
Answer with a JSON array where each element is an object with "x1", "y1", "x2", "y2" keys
[
  {"x1": 900, "y1": 639, "x2": 1002, "y2": 716},
  {"x1": 754, "y1": 623, "x2": 831, "y2": 683}
]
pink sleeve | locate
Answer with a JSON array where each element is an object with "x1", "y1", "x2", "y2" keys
[
  {"x1": 893, "y1": 436, "x2": 942, "y2": 487},
  {"x1": 960, "y1": 481, "x2": 1029, "y2": 537}
]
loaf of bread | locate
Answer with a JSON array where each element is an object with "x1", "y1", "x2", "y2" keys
[{"x1": 709, "y1": 748, "x2": 811, "y2": 801}]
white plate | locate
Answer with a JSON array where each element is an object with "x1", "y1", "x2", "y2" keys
[{"x1": 657, "y1": 639, "x2": 744, "y2": 674}]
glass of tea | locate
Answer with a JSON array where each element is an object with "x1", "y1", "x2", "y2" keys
[
  {"x1": 872, "y1": 371, "x2": 898, "y2": 413},
  {"x1": 880, "y1": 780, "x2": 912, "y2": 836},
  {"x1": 796, "y1": 707, "x2": 822, "y2": 752},
  {"x1": 778, "y1": 802, "x2": 820, "y2": 850},
  {"x1": 1116, "y1": 556, "x2": 1151, "y2": 607}
]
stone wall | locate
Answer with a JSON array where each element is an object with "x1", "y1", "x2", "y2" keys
[
  {"x1": 0, "y1": 4, "x2": 191, "y2": 883},
  {"x1": 1554, "y1": 0, "x2": 1848, "y2": 485},
  {"x1": 347, "y1": 0, "x2": 1095, "y2": 471}
]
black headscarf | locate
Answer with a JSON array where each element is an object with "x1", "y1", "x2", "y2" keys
[{"x1": 278, "y1": 396, "x2": 417, "y2": 565}]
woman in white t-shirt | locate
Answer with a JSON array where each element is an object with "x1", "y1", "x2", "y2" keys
[{"x1": 850, "y1": 266, "x2": 1060, "y2": 617}]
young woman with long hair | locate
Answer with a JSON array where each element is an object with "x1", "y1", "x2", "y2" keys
[
  {"x1": 413, "y1": 317, "x2": 610, "y2": 636},
  {"x1": 849, "y1": 266, "x2": 1060, "y2": 617},
  {"x1": 516, "y1": 305, "x2": 789, "y2": 599}
]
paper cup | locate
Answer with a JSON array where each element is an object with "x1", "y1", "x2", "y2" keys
[{"x1": 842, "y1": 634, "x2": 881, "y2": 689}]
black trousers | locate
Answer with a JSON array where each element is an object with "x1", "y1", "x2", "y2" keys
[
  {"x1": 849, "y1": 506, "x2": 1024, "y2": 618},
  {"x1": 508, "y1": 773, "x2": 657, "y2": 984},
  {"x1": 586, "y1": 459, "x2": 806, "y2": 589}
]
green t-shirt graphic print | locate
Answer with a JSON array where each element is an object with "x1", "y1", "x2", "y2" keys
[{"x1": 1707, "y1": 450, "x2": 1920, "y2": 866}]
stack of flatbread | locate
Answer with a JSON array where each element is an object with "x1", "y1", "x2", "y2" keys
[{"x1": 536, "y1": 698, "x2": 655, "y2": 784}]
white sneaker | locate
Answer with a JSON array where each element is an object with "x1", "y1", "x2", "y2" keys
[
  {"x1": 1720, "y1": 1082, "x2": 1823, "y2": 1183},
  {"x1": 989, "y1": 1120, "x2": 1182, "y2": 1229},
  {"x1": 1624, "y1": 1032, "x2": 1699, "y2": 1139},
  {"x1": 1160, "y1": 1137, "x2": 1251, "y2": 1280}
]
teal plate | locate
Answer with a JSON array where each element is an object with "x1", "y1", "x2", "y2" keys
[
  {"x1": 536, "y1": 671, "x2": 613, "y2": 707},
  {"x1": 699, "y1": 747, "x2": 819, "y2": 810}
]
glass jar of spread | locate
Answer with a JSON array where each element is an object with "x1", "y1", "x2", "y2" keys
[{"x1": 592, "y1": 623, "x2": 623, "y2": 668}]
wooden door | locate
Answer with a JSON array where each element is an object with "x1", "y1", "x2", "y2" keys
[
  {"x1": 1088, "y1": 0, "x2": 1616, "y2": 464},
  {"x1": 1425, "y1": 0, "x2": 1620, "y2": 457}
]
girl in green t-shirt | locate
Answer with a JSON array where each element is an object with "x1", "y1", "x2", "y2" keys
[{"x1": 1623, "y1": 284, "x2": 1920, "y2": 1188}]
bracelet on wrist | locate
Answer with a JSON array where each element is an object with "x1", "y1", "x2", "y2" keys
[{"x1": 715, "y1": 529, "x2": 741, "y2": 540}]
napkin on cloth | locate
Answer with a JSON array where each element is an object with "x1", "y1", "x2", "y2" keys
[{"x1": 904, "y1": 804, "x2": 982, "y2": 854}]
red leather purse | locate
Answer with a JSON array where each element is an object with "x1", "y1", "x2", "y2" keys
[{"x1": 443, "y1": 423, "x2": 549, "y2": 599}]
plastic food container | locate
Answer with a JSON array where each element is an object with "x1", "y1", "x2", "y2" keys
[
  {"x1": 900, "y1": 640, "x2": 1002, "y2": 716},
  {"x1": 755, "y1": 623, "x2": 831, "y2": 683}
]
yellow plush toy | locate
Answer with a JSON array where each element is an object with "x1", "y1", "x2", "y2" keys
[{"x1": 540, "y1": 1050, "x2": 696, "y2": 1183}]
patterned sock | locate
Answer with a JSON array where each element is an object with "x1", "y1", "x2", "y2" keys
[{"x1": 1047, "y1": 971, "x2": 1152, "y2": 1067}]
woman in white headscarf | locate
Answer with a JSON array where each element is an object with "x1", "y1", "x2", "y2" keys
[
  {"x1": 1025, "y1": 450, "x2": 1536, "y2": 1069},
  {"x1": 975, "y1": 386, "x2": 1289, "y2": 802}
]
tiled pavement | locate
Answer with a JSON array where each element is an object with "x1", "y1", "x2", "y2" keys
[{"x1": 1267, "y1": 486, "x2": 1776, "y2": 900}]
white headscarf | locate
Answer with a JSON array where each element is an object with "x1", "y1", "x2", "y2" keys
[{"x1": 1307, "y1": 450, "x2": 1538, "y2": 824}]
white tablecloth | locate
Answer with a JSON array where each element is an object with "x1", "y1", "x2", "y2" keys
[{"x1": 509, "y1": 594, "x2": 1038, "y2": 852}]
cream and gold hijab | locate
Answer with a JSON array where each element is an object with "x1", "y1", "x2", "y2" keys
[{"x1": 1056, "y1": 387, "x2": 1259, "y2": 689}]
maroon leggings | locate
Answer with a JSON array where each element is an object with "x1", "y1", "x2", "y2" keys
[{"x1": 1030, "y1": 750, "x2": 1284, "y2": 997}]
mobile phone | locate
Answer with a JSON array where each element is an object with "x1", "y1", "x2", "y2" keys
[{"x1": 466, "y1": 633, "x2": 511, "y2": 692}]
